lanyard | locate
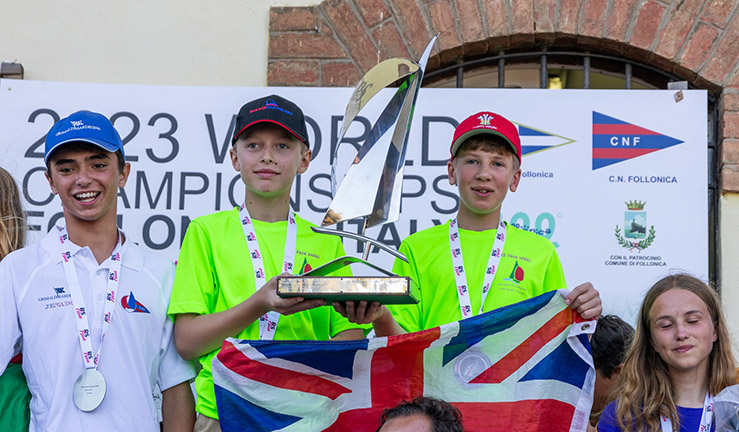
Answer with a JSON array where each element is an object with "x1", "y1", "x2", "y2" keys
[
  {"x1": 238, "y1": 203, "x2": 297, "y2": 340},
  {"x1": 58, "y1": 225, "x2": 122, "y2": 370},
  {"x1": 448, "y1": 218, "x2": 507, "y2": 319},
  {"x1": 660, "y1": 393, "x2": 713, "y2": 432}
]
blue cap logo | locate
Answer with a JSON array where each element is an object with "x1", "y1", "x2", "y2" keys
[{"x1": 44, "y1": 110, "x2": 125, "y2": 164}]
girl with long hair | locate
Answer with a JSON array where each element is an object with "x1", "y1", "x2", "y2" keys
[
  {"x1": 0, "y1": 166, "x2": 30, "y2": 432},
  {"x1": 0, "y1": 166, "x2": 26, "y2": 259},
  {"x1": 597, "y1": 273, "x2": 736, "y2": 431}
]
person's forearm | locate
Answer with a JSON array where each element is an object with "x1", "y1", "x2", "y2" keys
[
  {"x1": 331, "y1": 328, "x2": 366, "y2": 340},
  {"x1": 161, "y1": 381, "x2": 196, "y2": 432},
  {"x1": 372, "y1": 309, "x2": 407, "y2": 337},
  {"x1": 174, "y1": 297, "x2": 266, "y2": 360}
]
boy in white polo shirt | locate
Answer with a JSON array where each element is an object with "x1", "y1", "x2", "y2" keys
[
  {"x1": 169, "y1": 95, "x2": 364, "y2": 430},
  {"x1": 337, "y1": 111, "x2": 601, "y2": 335},
  {"x1": 0, "y1": 110, "x2": 196, "y2": 431}
]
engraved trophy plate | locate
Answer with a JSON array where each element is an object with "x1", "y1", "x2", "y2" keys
[
  {"x1": 277, "y1": 35, "x2": 438, "y2": 305},
  {"x1": 277, "y1": 276, "x2": 418, "y2": 305}
]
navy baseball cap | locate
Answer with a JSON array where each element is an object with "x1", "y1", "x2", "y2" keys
[
  {"x1": 44, "y1": 110, "x2": 125, "y2": 165},
  {"x1": 232, "y1": 95, "x2": 309, "y2": 147}
]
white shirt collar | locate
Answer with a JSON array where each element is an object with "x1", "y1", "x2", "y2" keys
[{"x1": 41, "y1": 223, "x2": 143, "y2": 271}]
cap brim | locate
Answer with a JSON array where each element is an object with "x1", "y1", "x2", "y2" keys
[
  {"x1": 451, "y1": 129, "x2": 518, "y2": 160},
  {"x1": 232, "y1": 119, "x2": 309, "y2": 147},
  {"x1": 44, "y1": 138, "x2": 122, "y2": 164}
]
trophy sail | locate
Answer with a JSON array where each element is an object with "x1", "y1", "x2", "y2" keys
[
  {"x1": 277, "y1": 35, "x2": 438, "y2": 305},
  {"x1": 323, "y1": 36, "x2": 437, "y2": 229}
]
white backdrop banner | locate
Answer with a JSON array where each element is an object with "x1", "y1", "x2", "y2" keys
[{"x1": 0, "y1": 80, "x2": 707, "y2": 324}]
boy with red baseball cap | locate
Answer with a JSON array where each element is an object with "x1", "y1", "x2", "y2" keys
[{"x1": 336, "y1": 111, "x2": 601, "y2": 335}]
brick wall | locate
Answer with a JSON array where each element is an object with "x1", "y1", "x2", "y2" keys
[{"x1": 268, "y1": 0, "x2": 739, "y2": 193}]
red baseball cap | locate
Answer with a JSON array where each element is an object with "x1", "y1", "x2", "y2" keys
[{"x1": 450, "y1": 111, "x2": 521, "y2": 164}]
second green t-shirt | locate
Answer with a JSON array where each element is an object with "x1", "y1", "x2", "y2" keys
[{"x1": 390, "y1": 220, "x2": 567, "y2": 332}]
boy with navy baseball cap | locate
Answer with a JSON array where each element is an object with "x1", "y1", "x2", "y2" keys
[
  {"x1": 0, "y1": 110, "x2": 196, "y2": 431},
  {"x1": 335, "y1": 111, "x2": 601, "y2": 336},
  {"x1": 168, "y1": 94, "x2": 365, "y2": 430}
]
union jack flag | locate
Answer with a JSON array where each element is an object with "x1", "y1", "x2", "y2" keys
[{"x1": 213, "y1": 290, "x2": 595, "y2": 431}]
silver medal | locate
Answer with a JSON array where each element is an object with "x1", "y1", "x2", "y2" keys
[
  {"x1": 73, "y1": 369, "x2": 107, "y2": 411},
  {"x1": 453, "y1": 348, "x2": 492, "y2": 387}
]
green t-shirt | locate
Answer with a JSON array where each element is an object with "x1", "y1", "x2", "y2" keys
[
  {"x1": 389, "y1": 220, "x2": 567, "y2": 332},
  {"x1": 168, "y1": 208, "x2": 356, "y2": 419}
]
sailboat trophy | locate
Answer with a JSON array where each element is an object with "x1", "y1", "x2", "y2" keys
[{"x1": 276, "y1": 36, "x2": 438, "y2": 305}]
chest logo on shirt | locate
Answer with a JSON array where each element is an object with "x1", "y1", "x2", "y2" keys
[
  {"x1": 121, "y1": 291, "x2": 150, "y2": 314},
  {"x1": 504, "y1": 261, "x2": 525, "y2": 283},
  {"x1": 298, "y1": 256, "x2": 313, "y2": 275},
  {"x1": 39, "y1": 286, "x2": 72, "y2": 310}
]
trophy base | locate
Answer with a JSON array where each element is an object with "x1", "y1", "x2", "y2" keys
[{"x1": 277, "y1": 276, "x2": 418, "y2": 305}]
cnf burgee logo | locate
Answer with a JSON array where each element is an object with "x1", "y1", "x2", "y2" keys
[{"x1": 592, "y1": 112, "x2": 683, "y2": 170}]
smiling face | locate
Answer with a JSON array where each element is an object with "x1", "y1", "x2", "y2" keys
[
  {"x1": 649, "y1": 288, "x2": 717, "y2": 376},
  {"x1": 45, "y1": 145, "x2": 130, "y2": 229},
  {"x1": 448, "y1": 139, "x2": 521, "y2": 226},
  {"x1": 230, "y1": 123, "x2": 311, "y2": 202}
]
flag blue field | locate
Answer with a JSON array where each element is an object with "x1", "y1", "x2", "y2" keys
[{"x1": 213, "y1": 290, "x2": 596, "y2": 432}]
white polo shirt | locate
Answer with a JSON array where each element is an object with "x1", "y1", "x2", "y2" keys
[{"x1": 0, "y1": 225, "x2": 195, "y2": 432}]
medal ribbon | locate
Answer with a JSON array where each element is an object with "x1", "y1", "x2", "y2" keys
[
  {"x1": 58, "y1": 225, "x2": 122, "y2": 370},
  {"x1": 448, "y1": 218, "x2": 507, "y2": 319},
  {"x1": 238, "y1": 203, "x2": 297, "y2": 340},
  {"x1": 660, "y1": 392, "x2": 713, "y2": 432}
]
